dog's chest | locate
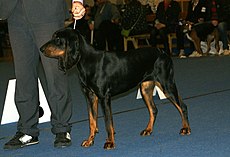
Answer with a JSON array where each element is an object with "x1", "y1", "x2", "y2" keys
[{"x1": 186, "y1": 33, "x2": 194, "y2": 41}]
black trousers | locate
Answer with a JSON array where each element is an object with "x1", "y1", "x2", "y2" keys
[
  {"x1": 7, "y1": 1, "x2": 72, "y2": 137},
  {"x1": 0, "y1": 21, "x2": 7, "y2": 57}
]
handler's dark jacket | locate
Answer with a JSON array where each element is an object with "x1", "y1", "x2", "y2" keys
[{"x1": 0, "y1": 0, "x2": 70, "y2": 23}]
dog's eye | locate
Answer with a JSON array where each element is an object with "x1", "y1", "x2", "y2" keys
[{"x1": 55, "y1": 37, "x2": 62, "y2": 45}]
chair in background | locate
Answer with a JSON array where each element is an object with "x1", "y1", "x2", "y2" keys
[{"x1": 123, "y1": 33, "x2": 150, "y2": 51}]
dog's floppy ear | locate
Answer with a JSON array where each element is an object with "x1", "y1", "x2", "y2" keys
[
  {"x1": 69, "y1": 30, "x2": 81, "y2": 61},
  {"x1": 58, "y1": 29, "x2": 81, "y2": 72},
  {"x1": 58, "y1": 57, "x2": 66, "y2": 72}
]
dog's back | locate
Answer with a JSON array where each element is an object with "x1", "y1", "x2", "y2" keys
[
  {"x1": 192, "y1": 22, "x2": 217, "y2": 41},
  {"x1": 87, "y1": 47, "x2": 171, "y2": 96}
]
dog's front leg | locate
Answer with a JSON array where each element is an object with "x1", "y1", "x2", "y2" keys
[
  {"x1": 193, "y1": 40, "x2": 203, "y2": 55},
  {"x1": 190, "y1": 31, "x2": 203, "y2": 55},
  {"x1": 81, "y1": 89, "x2": 99, "y2": 148},
  {"x1": 101, "y1": 94, "x2": 115, "y2": 149}
]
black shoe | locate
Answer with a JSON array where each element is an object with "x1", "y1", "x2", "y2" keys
[
  {"x1": 4, "y1": 132, "x2": 39, "y2": 150},
  {"x1": 54, "y1": 132, "x2": 72, "y2": 148}
]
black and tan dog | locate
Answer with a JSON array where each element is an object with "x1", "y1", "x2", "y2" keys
[
  {"x1": 183, "y1": 21, "x2": 220, "y2": 56},
  {"x1": 40, "y1": 28, "x2": 191, "y2": 149}
]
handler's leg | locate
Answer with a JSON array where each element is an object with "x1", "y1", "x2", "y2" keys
[{"x1": 33, "y1": 22, "x2": 73, "y2": 148}]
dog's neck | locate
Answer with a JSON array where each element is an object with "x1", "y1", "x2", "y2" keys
[{"x1": 184, "y1": 23, "x2": 194, "y2": 41}]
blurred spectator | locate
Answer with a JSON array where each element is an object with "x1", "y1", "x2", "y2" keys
[
  {"x1": 149, "y1": 0, "x2": 181, "y2": 55},
  {"x1": 206, "y1": 0, "x2": 230, "y2": 55},
  {"x1": 89, "y1": 0, "x2": 122, "y2": 51},
  {"x1": 186, "y1": 0, "x2": 206, "y2": 23},
  {"x1": 89, "y1": 0, "x2": 99, "y2": 22},
  {"x1": 121, "y1": 0, "x2": 149, "y2": 36}
]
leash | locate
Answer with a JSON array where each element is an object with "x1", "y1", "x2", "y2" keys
[{"x1": 73, "y1": 19, "x2": 77, "y2": 30}]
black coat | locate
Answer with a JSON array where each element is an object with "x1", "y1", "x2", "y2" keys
[
  {"x1": 155, "y1": 0, "x2": 181, "y2": 32},
  {"x1": 186, "y1": 0, "x2": 207, "y2": 23}
]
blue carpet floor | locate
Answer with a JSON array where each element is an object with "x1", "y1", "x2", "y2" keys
[{"x1": 1, "y1": 56, "x2": 230, "y2": 157}]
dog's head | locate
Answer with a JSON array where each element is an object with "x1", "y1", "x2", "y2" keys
[
  {"x1": 182, "y1": 21, "x2": 193, "y2": 34},
  {"x1": 40, "y1": 27, "x2": 82, "y2": 72}
]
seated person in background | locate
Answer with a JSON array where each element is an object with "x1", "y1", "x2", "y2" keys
[
  {"x1": 121, "y1": 0, "x2": 150, "y2": 36},
  {"x1": 177, "y1": 0, "x2": 207, "y2": 57},
  {"x1": 149, "y1": 0, "x2": 181, "y2": 55},
  {"x1": 225, "y1": 3, "x2": 230, "y2": 32},
  {"x1": 206, "y1": 0, "x2": 230, "y2": 56},
  {"x1": 186, "y1": 0, "x2": 206, "y2": 25},
  {"x1": 90, "y1": 0, "x2": 99, "y2": 18},
  {"x1": 89, "y1": 0, "x2": 122, "y2": 51}
]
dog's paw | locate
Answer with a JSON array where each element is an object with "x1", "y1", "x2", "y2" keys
[
  {"x1": 180, "y1": 127, "x2": 191, "y2": 135},
  {"x1": 81, "y1": 140, "x2": 94, "y2": 148},
  {"x1": 140, "y1": 129, "x2": 152, "y2": 136},
  {"x1": 104, "y1": 141, "x2": 115, "y2": 150}
]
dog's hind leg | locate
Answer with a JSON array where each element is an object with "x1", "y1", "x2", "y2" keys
[
  {"x1": 157, "y1": 80, "x2": 191, "y2": 135},
  {"x1": 81, "y1": 88, "x2": 99, "y2": 148},
  {"x1": 206, "y1": 34, "x2": 214, "y2": 55},
  {"x1": 204, "y1": 32, "x2": 220, "y2": 56},
  {"x1": 214, "y1": 29, "x2": 220, "y2": 54},
  {"x1": 166, "y1": 88, "x2": 190, "y2": 135},
  {"x1": 100, "y1": 93, "x2": 115, "y2": 149},
  {"x1": 139, "y1": 81, "x2": 158, "y2": 136},
  {"x1": 155, "y1": 57, "x2": 191, "y2": 135}
]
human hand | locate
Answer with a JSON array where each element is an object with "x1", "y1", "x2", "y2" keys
[
  {"x1": 72, "y1": 1, "x2": 86, "y2": 20},
  {"x1": 111, "y1": 19, "x2": 120, "y2": 24},
  {"x1": 155, "y1": 23, "x2": 165, "y2": 30}
]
